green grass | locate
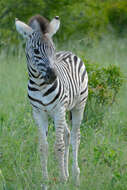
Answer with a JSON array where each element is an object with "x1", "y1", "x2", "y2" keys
[{"x1": 0, "y1": 36, "x2": 127, "y2": 190}]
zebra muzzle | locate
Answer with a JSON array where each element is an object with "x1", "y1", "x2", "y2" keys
[{"x1": 45, "y1": 67, "x2": 57, "y2": 84}]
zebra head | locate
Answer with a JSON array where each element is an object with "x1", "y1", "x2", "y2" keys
[{"x1": 15, "y1": 15, "x2": 60, "y2": 84}]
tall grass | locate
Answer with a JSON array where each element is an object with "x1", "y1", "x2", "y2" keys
[{"x1": 0, "y1": 36, "x2": 127, "y2": 190}]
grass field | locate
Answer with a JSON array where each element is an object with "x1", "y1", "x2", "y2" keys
[{"x1": 0, "y1": 36, "x2": 127, "y2": 190}]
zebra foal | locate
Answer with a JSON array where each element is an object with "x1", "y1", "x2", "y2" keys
[{"x1": 15, "y1": 15, "x2": 88, "y2": 184}]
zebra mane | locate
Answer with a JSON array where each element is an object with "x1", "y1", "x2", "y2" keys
[{"x1": 28, "y1": 15, "x2": 49, "y2": 34}]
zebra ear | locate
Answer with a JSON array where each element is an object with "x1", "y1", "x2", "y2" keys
[
  {"x1": 48, "y1": 16, "x2": 60, "y2": 37},
  {"x1": 15, "y1": 18, "x2": 33, "y2": 39}
]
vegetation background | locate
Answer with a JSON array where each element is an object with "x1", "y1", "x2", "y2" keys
[{"x1": 0, "y1": 0, "x2": 127, "y2": 189}]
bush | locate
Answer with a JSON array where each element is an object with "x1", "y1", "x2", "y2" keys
[
  {"x1": 0, "y1": 0, "x2": 109, "y2": 48},
  {"x1": 1, "y1": 0, "x2": 127, "y2": 49},
  {"x1": 107, "y1": 1, "x2": 127, "y2": 35},
  {"x1": 0, "y1": 0, "x2": 45, "y2": 47},
  {"x1": 43, "y1": 0, "x2": 107, "y2": 42},
  {"x1": 84, "y1": 60, "x2": 123, "y2": 127}
]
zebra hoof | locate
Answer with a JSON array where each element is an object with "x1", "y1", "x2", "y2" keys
[
  {"x1": 41, "y1": 184, "x2": 48, "y2": 190},
  {"x1": 65, "y1": 171, "x2": 69, "y2": 180},
  {"x1": 60, "y1": 175, "x2": 68, "y2": 183}
]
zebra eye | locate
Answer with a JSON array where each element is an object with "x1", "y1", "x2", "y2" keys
[{"x1": 34, "y1": 49, "x2": 40, "y2": 54}]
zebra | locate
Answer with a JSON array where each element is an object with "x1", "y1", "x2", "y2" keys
[{"x1": 15, "y1": 15, "x2": 88, "y2": 185}]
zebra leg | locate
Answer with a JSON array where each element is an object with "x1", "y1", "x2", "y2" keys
[
  {"x1": 54, "y1": 109, "x2": 67, "y2": 182},
  {"x1": 71, "y1": 107, "x2": 84, "y2": 185},
  {"x1": 33, "y1": 109, "x2": 49, "y2": 182},
  {"x1": 64, "y1": 123, "x2": 70, "y2": 179}
]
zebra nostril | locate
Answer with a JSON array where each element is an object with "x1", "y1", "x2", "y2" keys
[
  {"x1": 46, "y1": 67, "x2": 57, "y2": 83},
  {"x1": 46, "y1": 74, "x2": 50, "y2": 79}
]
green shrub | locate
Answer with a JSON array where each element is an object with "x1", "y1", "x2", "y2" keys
[
  {"x1": 1, "y1": 0, "x2": 127, "y2": 49},
  {"x1": 84, "y1": 60, "x2": 123, "y2": 127},
  {"x1": 107, "y1": 1, "x2": 127, "y2": 35},
  {"x1": 0, "y1": 0, "x2": 45, "y2": 47},
  {"x1": 0, "y1": 0, "x2": 109, "y2": 48},
  {"x1": 43, "y1": 0, "x2": 108, "y2": 42}
]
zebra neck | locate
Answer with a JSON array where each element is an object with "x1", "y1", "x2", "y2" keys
[
  {"x1": 29, "y1": 76, "x2": 58, "y2": 91},
  {"x1": 27, "y1": 64, "x2": 58, "y2": 90}
]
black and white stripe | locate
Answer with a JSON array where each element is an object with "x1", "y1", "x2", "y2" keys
[
  {"x1": 26, "y1": 44, "x2": 88, "y2": 111},
  {"x1": 15, "y1": 15, "x2": 88, "y2": 184}
]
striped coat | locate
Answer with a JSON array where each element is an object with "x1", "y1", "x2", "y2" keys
[
  {"x1": 15, "y1": 15, "x2": 88, "y2": 186},
  {"x1": 27, "y1": 51, "x2": 88, "y2": 113}
]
